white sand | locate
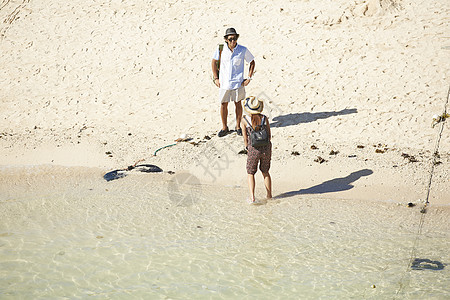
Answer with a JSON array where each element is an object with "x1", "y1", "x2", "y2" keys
[{"x1": 0, "y1": 0, "x2": 449, "y2": 205}]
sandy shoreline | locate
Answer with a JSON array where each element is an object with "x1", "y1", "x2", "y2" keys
[{"x1": 1, "y1": 0, "x2": 449, "y2": 205}]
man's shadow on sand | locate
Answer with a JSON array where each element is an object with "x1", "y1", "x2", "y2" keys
[
  {"x1": 271, "y1": 108, "x2": 357, "y2": 128},
  {"x1": 276, "y1": 169, "x2": 373, "y2": 199}
]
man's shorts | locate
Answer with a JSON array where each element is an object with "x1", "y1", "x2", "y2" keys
[{"x1": 219, "y1": 86, "x2": 245, "y2": 103}]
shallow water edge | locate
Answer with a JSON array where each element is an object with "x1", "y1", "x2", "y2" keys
[{"x1": 0, "y1": 165, "x2": 449, "y2": 299}]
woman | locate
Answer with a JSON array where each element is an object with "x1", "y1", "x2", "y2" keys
[{"x1": 240, "y1": 96, "x2": 272, "y2": 203}]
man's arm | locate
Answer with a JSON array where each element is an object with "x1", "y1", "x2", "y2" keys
[
  {"x1": 242, "y1": 60, "x2": 255, "y2": 86},
  {"x1": 211, "y1": 59, "x2": 220, "y2": 87},
  {"x1": 248, "y1": 60, "x2": 255, "y2": 78}
]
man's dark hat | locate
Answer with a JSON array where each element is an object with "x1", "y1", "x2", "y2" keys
[{"x1": 224, "y1": 28, "x2": 239, "y2": 38}]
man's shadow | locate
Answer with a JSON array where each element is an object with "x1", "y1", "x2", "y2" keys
[
  {"x1": 271, "y1": 108, "x2": 357, "y2": 128},
  {"x1": 276, "y1": 169, "x2": 373, "y2": 199}
]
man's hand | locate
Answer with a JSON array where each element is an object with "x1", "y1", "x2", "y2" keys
[
  {"x1": 214, "y1": 78, "x2": 220, "y2": 87},
  {"x1": 242, "y1": 79, "x2": 251, "y2": 86}
]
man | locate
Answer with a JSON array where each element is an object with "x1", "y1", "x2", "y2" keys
[{"x1": 211, "y1": 28, "x2": 255, "y2": 137}]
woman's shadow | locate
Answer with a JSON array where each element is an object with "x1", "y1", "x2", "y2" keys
[
  {"x1": 276, "y1": 169, "x2": 373, "y2": 199},
  {"x1": 271, "y1": 108, "x2": 357, "y2": 128}
]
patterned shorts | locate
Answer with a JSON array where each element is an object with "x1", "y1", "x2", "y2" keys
[{"x1": 246, "y1": 142, "x2": 272, "y2": 175}]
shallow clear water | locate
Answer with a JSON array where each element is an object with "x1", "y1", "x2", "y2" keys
[{"x1": 0, "y1": 166, "x2": 449, "y2": 299}]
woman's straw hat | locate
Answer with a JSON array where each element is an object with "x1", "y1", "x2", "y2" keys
[{"x1": 244, "y1": 96, "x2": 264, "y2": 115}]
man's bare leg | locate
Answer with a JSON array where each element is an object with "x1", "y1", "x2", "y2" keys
[
  {"x1": 220, "y1": 102, "x2": 228, "y2": 131},
  {"x1": 235, "y1": 100, "x2": 243, "y2": 131}
]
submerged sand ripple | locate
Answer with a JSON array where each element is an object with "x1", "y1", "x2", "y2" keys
[{"x1": 0, "y1": 166, "x2": 449, "y2": 298}]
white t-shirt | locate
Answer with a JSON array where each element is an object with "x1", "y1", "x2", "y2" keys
[{"x1": 212, "y1": 44, "x2": 254, "y2": 90}]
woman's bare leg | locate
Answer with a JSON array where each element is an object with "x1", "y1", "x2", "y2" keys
[
  {"x1": 262, "y1": 172, "x2": 272, "y2": 199},
  {"x1": 247, "y1": 174, "x2": 256, "y2": 202}
]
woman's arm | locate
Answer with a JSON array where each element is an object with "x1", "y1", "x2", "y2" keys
[{"x1": 240, "y1": 119, "x2": 248, "y2": 149}]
